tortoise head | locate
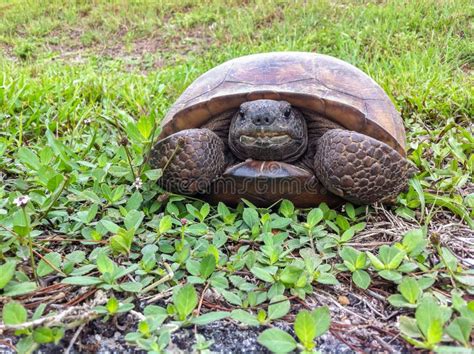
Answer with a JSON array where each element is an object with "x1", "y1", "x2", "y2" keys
[{"x1": 228, "y1": 99, "x2": 308, "y2": 161}]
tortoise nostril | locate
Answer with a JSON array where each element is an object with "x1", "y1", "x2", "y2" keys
[{"x1": 253, "y1": 116, "x2": 272, "y2": 126}]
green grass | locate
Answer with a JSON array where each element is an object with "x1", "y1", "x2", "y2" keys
[{"x1": 0, "y1": 0, "x2": 473, "y2": 352}]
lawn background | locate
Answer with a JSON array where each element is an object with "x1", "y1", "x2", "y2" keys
[{"x1": 0, "y1": 0, "x2": 472, "y2": 352}]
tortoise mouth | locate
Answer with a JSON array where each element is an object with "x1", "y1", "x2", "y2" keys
[{"x1": 239, "y1": 133, "x2": 292, "y2": 146}]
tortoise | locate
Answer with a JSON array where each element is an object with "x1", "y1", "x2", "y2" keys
[{"x1": 150, "y1": 52, "x2": 410, "y2": 207}]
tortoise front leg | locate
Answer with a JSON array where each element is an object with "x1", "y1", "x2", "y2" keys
[
  {"x1": 150, "y1": 129, "x2": 226, "y2": 194},
  {"x1": 313, "y1": 129, "x2": 409, "y2": 204}
]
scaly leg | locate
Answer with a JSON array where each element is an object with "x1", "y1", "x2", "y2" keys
[
  {"x1": 314, "y1": 129, "x2": 409, "y2": 204},
  {"x1": 150, "y1": 129, "x2": 226, "y2": 194}
]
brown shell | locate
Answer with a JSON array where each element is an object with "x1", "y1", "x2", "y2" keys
[{"x1": 159, "y1": 52, "x2": 406, "y2": 155}]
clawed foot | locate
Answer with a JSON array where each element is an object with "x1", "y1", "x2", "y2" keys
[
  {"x1": 314, "y1": 129, "x2": 409, "y2": 204},
  {"x1": 150, "y1": 129, "x2": 226, "y2": 194}
]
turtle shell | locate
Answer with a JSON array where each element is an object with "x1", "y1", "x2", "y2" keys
[
  {"x1": 159, "y1": 52, "x2": 406, "y2": 155},
  {"x1": 158, "y1": 52, "x2": 406, "y2": 207}
]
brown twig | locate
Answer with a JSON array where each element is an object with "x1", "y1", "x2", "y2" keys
[
  {"x1": 65, "y1": 323, "x2": 85, "y2": 354},
  {"x1": 141, "y1": 262, "x2": 174, "y2": 293}
]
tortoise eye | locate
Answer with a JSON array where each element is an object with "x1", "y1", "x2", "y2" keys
[
  {"x1": 284, "y1": 106, "x2": 291, "y2": 118},
  {"x1": 239, "y1": 109, "x2": 245, "y2": 119}
]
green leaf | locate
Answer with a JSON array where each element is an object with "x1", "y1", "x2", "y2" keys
[
  {"x1": 402, "y1": 229, "x2": 427, "y2": 256},
  {"x1": 355, "y1": 252, "x2": 367, "y2": 270},
  {"x1": 137, "y1": 115, "x2": 154, "y2": 139},
  {"x1": 424, "y1": 192, "x2": 474, "y2": 229},
  {"x1": 144, "y1": 169, "x2": 162, "y2": 181},
  {"x1": 345, "y1": 203, "x2": 356, "y2": 220},
  {"x1": 0, "y1": 261, "x2": 16, "y2": 289},
  {"x1": 200, "y1": 203, "x2": 210, "y2": 221},
  {"x1": 399, "y1": 277, "x2": 421, "y2": 304},
  {"x1": 46, "y1": 174, "x2": 64, "y2": 192},
  {"x1": 106, "y1": 297, "x2": 119, "y2": 314},
  {"x1": 174, "y1": 284, "x2": 198, "y2": 320},
  {"x1": 379, "y1": 270, "x2": 402, "y2": 282},
  {"x1": 33, "y1": 327, "x2": 63, "y2": 344},
  {"x1": 45, "y1": 129, "x2": 75, "y2": 169},
  {"x1": 111, "y1": 184, "x2": 126, "y2": 203},
  {"x1": 440, "y1": 247, "x2": 458, "y2": 272},
  {"x1": 217, "y1": 202, "x2": 230, "y2": 218},
  {"x1": 16, "y1": 336, "x2": 37, "y2": 354},
  {"x1": 187, "y1": 223, "x2": 208, "y2": 235},
  {"x1": 210, "y1": 275, "x2": 228, "y2": 289},
  {"x1": 387, "y1": 249, "x2": 406, "y2": 270},
  {"x1": 78, "y1": 203, "x2": 99, "y2": 223},
  {"x1": 100, "y1": 219, "x2": 120, "y2": 233},
  {"x1": 18, "y1": 147, "x2": 41, "y2": 171},
  {"x1": 96, "y1": 253, "x2": 115, "y2": 275},
  {"x1": 220, "y1": 289, "x2": 243, "y2": 306},
  {"x1": 399, "y1": 316, "x2": 423, "y2": 338},
  {"x1": 124, "y1": 210, "x2": 144, "y2": 231},
  {"x1": 446, "y1": 317, "x2": 471, "y2": 346},
  {"x1": 126, "y1": 191, "x2": 143, "y2": 211},
  {"x1": 352, "y1": 222, "x2": 366, "y2": 233},
  {"x1": 250, "y1": 266, "x2": 275, "y2": 283},
  {"x1": 294, "y1": 310, "x2": 317, "y2": 349},
  {"x1": 116, "y1": 303, "x2": 134, "y2": 313},
  {"x1": 191, "y1": 311, "x2": 228, "y2": 325},
  {"x1": 335, "y1": 214, "x2": 350, "y2": 231},
  {"x1": 270, "y1": 216, "x2": 292, "y2": 230},
  {"x1": 159, "y1": 215, "x2": 173, "y2": 234},
  {"x1": 2, "y1": 301, "x2": 27, "y2": 325},
  {"x1": 416, "y1": 299, "x2": 451, "y2": 339},
  {"x1": 32, "y1": 327, "x2": 53, "y2": 343},
  {"x1": 339, "y1": 246, "x2": 358, "y2": 266},
  {"x1": 367, "y1": 252, "x2": 385, "y2": 270},
  {"x1": 267, "y1": 295, "x2": 291, "y2": 320},
  {"x1": 397, "y1": 262, "x2": 419, "y2": 273},
  {"x1": 230, "y1": 309, "x2": 260, "y2": 326},
  {"x1": 340, "y1": 228, "x2": 354, "y2": 243},
  {"x1": 120, "y1": 282, "x2": 143, "y2": 293},
  {"x1": 243, "y1": 208, "x2": 259, "y2": 228},
  {"x1": 110, "y1": 229, "x2": 135, "y2": 255},
  {"x1": 279, "y1": 199, "x2": 295, "y2": 218},
  {"x1": 186, "y1": 204, "x2": 201, "y2": 220},
  {"x1": 454, "y1": 274, "x2": 474, "y2": 287},
  {"x1": 37, "y1": 252, "x2": 62, "y2": 277},
  {"x1": 62, "y1": 276, "x2": 103, "y2": 285},
  {"x1": 316, "y1": 272, "x2": 339, "y2": 285},
  {"x1": 279, "y1": 265, "x2": 303, "y2": 285},
  {"x1": 199, "y1": 254, "x2": 216, "y2": 279},
  {"x1": 258, "y1": 328, "x2": 297, "y2": 353},
  {"x1": 144, "y1": 304, "x2": 167, "y2": 317},
  {"x1": 410, "y1": 178, "x2": 425, "y2": 219},
  {"x1": 426, "y1": 320, "x2": 443, "y2": 345},
  {"x1": 307, "y1": 208, "x2": 323, "y2": 228},
  {"x1": 2, "y1": 281, "x2": 37, "y2": 297},
  {"x1": 257, "y1": 309, "x2": 267, "y2": 323},
  {"x1": 352, "y1": 270, "x2": 371, "y2": 289},
  {"x1": 312, "y1": 306, "x2": 331, "y2": 338},
  {"x1": 100, "y1": 180, "x2": 116, "y2": 196},
  {"x1": 388, "y1": 294, "x2": 414, "y2": 308}
]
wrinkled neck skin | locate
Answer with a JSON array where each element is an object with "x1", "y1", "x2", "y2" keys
[{"x1": 228, "y1": 99, "x2": 308, "y2": 162}]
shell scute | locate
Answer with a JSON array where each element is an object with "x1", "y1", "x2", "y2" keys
[{"x1": 226, "y1": 55, "x2": 314, "y2": 85}]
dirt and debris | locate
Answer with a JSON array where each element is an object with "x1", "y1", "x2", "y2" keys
[{"x1": 0, "y1": 22, "x2": 217, "y2": 73}]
